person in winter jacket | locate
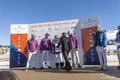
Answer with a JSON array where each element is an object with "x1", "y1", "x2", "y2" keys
[
  {"x1": 93, "y1": 25, "x2": 107, "y2": 71},
  {"x1": 116, "y1": 25, "x2": 120, "y2": 69},
  {"x1": 57, "y1": 32, "x2": 72, "y2": 71}
]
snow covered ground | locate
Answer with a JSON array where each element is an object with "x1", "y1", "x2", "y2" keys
[
  {"x1": 0, "y1": 52, "x2": 9, "y2": 69},
  {"x1": 106, "y1": 29, "x2": 117, "y2": 40},
  {"x1": 0, "y1": 51, "x2": 9, "y2": 58},
  {"x1": 106, "y1": 45, "x2": 117, "y2": 53},
  {"x1": 107, "y1": 55, "x2": 119, "y2": 66}
]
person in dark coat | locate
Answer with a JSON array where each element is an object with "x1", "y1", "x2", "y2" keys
[{"x1": 57, "y1": 32, "x2": 72, "y2": 71}]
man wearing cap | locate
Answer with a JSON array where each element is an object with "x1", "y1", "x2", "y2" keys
[
  {"x1": 67, "y1": 31, "x2": 80, "y2": 68},
  {"x1": 93, "y1": 25, "x2": 107, "y2": 71},
  {"x1": 39, "y1": 33, "x2": 52, "y2": 69},
  {"x1": 57, "y1": 32, "x2": 72, "y2": 71},
  {"x1": 25, "y1": 34, "x2": 38, "y2": 71},
  {"x1": 116, "y1": 25, "x2": 120, "y2": 69}
]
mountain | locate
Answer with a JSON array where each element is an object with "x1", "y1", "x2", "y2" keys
[{"x1": 106, "y1": 29, "x2": 117, "y2": 41}]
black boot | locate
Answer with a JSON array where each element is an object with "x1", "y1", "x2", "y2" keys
[
  {"x1": 66, "y1": 62, "x2": 72, "y2": 71},
  {"x1": 78, "y1": 64, "x2": 81, "y2": 68},
  {"x1": 60, "y1": 62, "x2": 64, "y2": 69},
  {"x1": 56, "y1": 63, "x2": 59, "y2": 69}
]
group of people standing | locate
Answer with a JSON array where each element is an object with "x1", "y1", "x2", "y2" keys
[
  {"x1": 25, "y1": 31, "x2": 80, "y2": 71},
  {"x1": 25, "y1": 25, "x2": 120, "y2": 72}
]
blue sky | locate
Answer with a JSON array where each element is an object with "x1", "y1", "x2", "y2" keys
[{"x1": 0, "y1": 0, "x2": 120, "y2": 45}]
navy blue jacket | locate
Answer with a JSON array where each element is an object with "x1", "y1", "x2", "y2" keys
[
  {"x1": 116, "y1": 32, "x2": 120, "y2": 49},
  {"x1": 116, "y1": 32, "x2": 120, "y2": 42},
  {"x1": 93, "y1": 30, "x2": 107, "y2": 47}
]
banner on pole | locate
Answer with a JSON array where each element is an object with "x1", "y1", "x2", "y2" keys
[
  {"x1": 75, "y1": 16, "x2": 100, "y2": 65},
  {"x1": 10, "y1": 24, "x2": 29, "y2": 68}
]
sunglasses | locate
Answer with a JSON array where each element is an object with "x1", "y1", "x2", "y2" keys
[{"x1": 118, "y1": 28, "x2": 120, "y2": 29}]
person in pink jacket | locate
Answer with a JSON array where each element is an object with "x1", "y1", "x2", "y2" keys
[
  {"x1": 25, "y1": 34, "x2": 38, "y2": 71},
  {"x1": 67, "y1": 31, "x2": 81, "y2": 68},
  {"x1": 39, "y1": 33, "x2": 52, "y2": 69}
]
